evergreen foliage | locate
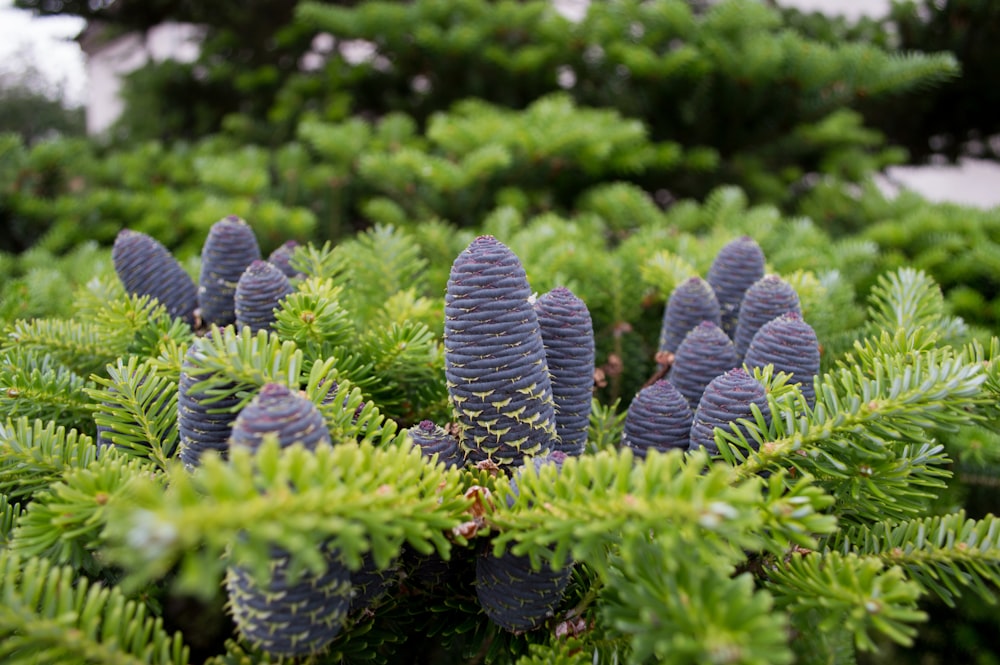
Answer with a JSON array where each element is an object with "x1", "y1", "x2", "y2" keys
[{"x1": 3, "y1": 0, "x2": 1000, "y2": 661}]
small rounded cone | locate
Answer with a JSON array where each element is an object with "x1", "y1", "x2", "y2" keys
[
  {"x1": 112, "y1": 229, "x2": 198, "y2": 326},
  {"x1": 659, "y1": 276, "x2": 721, "y2": 354},
  {"x1": 198, "y1": 215, "x2": 262, "y2": 328},
  {"x1": 744, "y1": 312, "x2": 820, "y2": 405},
  {"x1": 268, "y1": 240, "x2": 301, "y2": 278},
  {"x1": 668, "y1": 321, "x2": 739, "y2": 409},
  {"x1": 406, "y1": 420, "x2": 464, "y2": 468},
  {"x1": 234, "y1": 260, "x2": 295, "y2": 334},
  {"x1": 707, "y1": 236, "x2": 765, "y2": 337},
  {"x1": 733, "y1": 275, "x2": 801, "y2": 360},
  {"x1": 229, "y1": 383, "x2": 331, "y2": 454},
  {"x1": 621, "y1": 380, "x2": 693, "y2": 458},
  {"x1": 688, "y1": 368, "x2": 771, "y2": 457}
]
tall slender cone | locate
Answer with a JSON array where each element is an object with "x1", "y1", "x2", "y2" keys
[
  {"x1": 733, "y1": 274, "x2": 801, "y2": 360},
  {"x1": 476, "y1": 453, "x2": 571, "y2": 633},
  {"x1": 224, "y1": 383, "x2": 351, "y2": 657},
  {"x1": 112, "y1": 229, "x2": 198, "y2": 326},
  {"x1": 176, "y1": 342, "x2": 241, "y2": 468},
  {"x1": 534, "y1": 287, "x2": 594, "y2": 456},
  {"x1": 688, "y1": 368, "x2": 771, "y2": 456},
  {"x1": 621, "y1": 380, "x2": 693, "y2": 458},
  {"x1": 668, "y1": 321, "x2": 739, "y2": 409},
  {"x1": 198, "y1": 215, "x2": 262, "y2": 328},
  {"x1": 706, "y1": 236, "x2": 765, "y2": 338},
  {"x1": 444, "y1": 235, "x2": 557, "y2": 468},
  {"x1": 659, "y1": 276, "x2": 721, "y2": 354},
  {"x1": 234, "y1": 260, "x2": 295, "y2": 334},
  {"x1": 744, "y1": 312, "x2": 820, "y2": 405}
]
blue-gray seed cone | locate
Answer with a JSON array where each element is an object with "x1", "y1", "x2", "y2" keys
[
  {"x1": 707, "y1": 236, "x2": 765, "y2": 338},
  {"x1": 234, "y1": 260, "x2": 295, "y2": 334},
  {"x1": 230, "y1": 383, "x2": 331, "y2": 454},
  {"x1": 688, "y1": 368, "x2": 771, "y2": 456},
  {"x1": 744, "y1": 312, "x2": 820, "y2": 405},
  {"x1": 534, "y1": 287, "x2": 594, "y2": 456},
  {"x1": 198, "y1": 215, "x2": 262, "y2": 328},
  {"x1": 406, "y1": 420, "x2": 464, "y2": 469},
  {"x1": 733, "y1": 274, "x2": 801, "y2": 360},
  {"x1": 176, "y1": 343, "x2": 241, "y2": 468},
  {"x1": 659, "y1": 276, "x2": 721, "y2": 354},
  {"x1": 226, "y1": 544, "x2": 352, "y2": 657},
  {"x1": 622, "y1": 380, "x2": 693, "y2": 458},
  {"x1": 112, "y1": 229, "x2": 199, "y2": 326},
  {"x1": 475, "y1": 541, "x2": 571, "y2": 634},
  {"x1": 668, "y1": 321, "x2": 739, "y2": 410},
  {"x1": 267, "y1": 240, "x2": 302, "y2": 278},
  {"x1": 444, "y1": 235, "x2": 557, "y2": 468}
]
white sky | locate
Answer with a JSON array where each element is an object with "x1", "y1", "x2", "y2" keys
[{"x1": 1, "y1": 0, "x2": 996, "y2": 208}]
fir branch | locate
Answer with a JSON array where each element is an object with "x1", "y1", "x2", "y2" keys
[
  {"x1": 0, "y1": 347, "x2": 94, "y2": 432},
  {"x1": 0, "y1": 417, "x2": 97, "y2": 501},
  {"x1": 358, "y1": 320, "x2": 448, "y2": 424},
  {"x1": 104, "y1": 439, "x2": 472, "y2": 597},
  {"x1": 489, "y1": 448, "x2": 833, "y2": 575},
  {"x1": 866, "y1": 267, "x2": 966, "y2": 346},
  {"x1": 9, "y1": 450, "x2": 159, "y2": 573},
  {"x1": 1, "y1": 493, "x2": 22, "y2": 546},
  {"x1": 0, "y1": 551, "x2": 189, "y2": 665},
  {"x1": 724, "y1": 342, "x2": 986, "y2": 523},
  {"x1": 184, "y1": 326, "x2": 306, "y2": 409},
  {"x1": 586, "y1": 398, "x2": 627, "y2": 454},
  {"x1": 602, "y1": 540, "x2": 793, "y2": 665},
  {"x1": 272, "y1": 276, "x2": 356, "y2": 359},
  {"x1": 302, "y1": 363, "x2": 402, "y2": 447},
  {"x1": 3, "y1": 317, "x2": 128, "y2": 378},
  {"x1": 86, "y1": 356, "x2": 179, "y2": 469},
  {"x1": 829, "y1": 510, "x2": 1000, "y2": 608},
  {"x1": 765, "y1": 551, "x2": 926, "y2": 653}
]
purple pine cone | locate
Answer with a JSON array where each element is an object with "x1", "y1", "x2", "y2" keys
[
  {"x1": 621, "y1": 380, "x2": 693, "y2": 458},
  {"x1": 230, "y1": 383, "x2": 331, "y2": 454},
  {"x1": 349, "y1": 552, "x2": 398, "y2": 613},
  {"x1": 733, "y1": 275, "x2": 801, "y2": 360},
  {"x1": 668, "y1": 321, "x2": 739, "y2": 409},
  {"x1": 406, "y1": 420, "x2": 464, "y2": 469},
  {"x1": 444, "y1": 236, "x2": 557, "y2": 468},
  {"x1": 744, "y1": 312, "x2": 820, "y2": 405},
  {"x1": 226, "y1": 544, "x2": 352, "y2": 657},
  {"x1": 688, "y1": 368, "x2": 771, "y2": 456},
  {"x1": 707, "y1": 236, "x2": 765, "y2": 337},
  {"x1": 112, "y1": 229, "x2": 198, "y2": 326},
  {"x1": 268, "y1": 240, "x2": 302, "y2": 278},
  {"x1": 534, "y1": 287, "x2": 595, "y2": 456},
  {"x1": 234, "y1": 260, "x2": 295, "y2": 334},
  {"x1": 198, "y1": 215, "x2": 262, "y2": 328},
  {"x1": 176, "y1": 343, "x2": 242, "y2": 468},
  {"x1": 659, "y1": 277, "x2": 721, "y2": 354}
]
